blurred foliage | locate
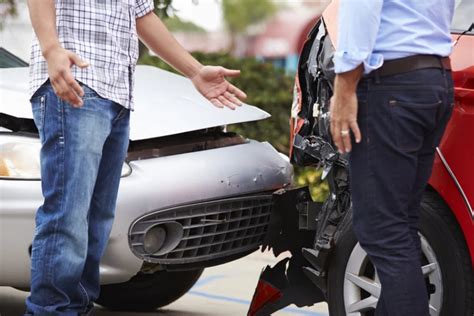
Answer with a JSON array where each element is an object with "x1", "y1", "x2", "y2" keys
[
  {"x1": 164, "y1": 16, "x2": 206, "y2": 33},
  {"x1": 222, "y1": 0, "x2": 276, "y2": 50},
  {"x1": 0, "y1": 0, "x2": 17, "y2": 29},
  {"x1": 140, "y1": 51, "x2": 329, "y2": 201},
  {"x1": 295, "y1": 167, "x2": 329, "y2": 202},
  {"x1": 153, "y1": 0, "x2": 175, "y2": 18},
  {"x1": 222, "y1": 0, "x2": 276, "y2": 34},
  {"x1": 153, "y1": 0, "x2": 200, "y2": 19}
]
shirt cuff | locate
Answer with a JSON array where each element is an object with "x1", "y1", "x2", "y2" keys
[
  {"x1": 334, "y1": 51, "x2": 384, "y2": 74},
  {"x1": 136, "y1": 0, "x2": 154, "y2": 18}
]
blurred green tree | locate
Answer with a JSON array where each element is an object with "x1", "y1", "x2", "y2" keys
[
  {"x1": 164, "y1": 16, "x2": 206, "y2": 33},
  {"x1": 221, "y1": 0, "x2": 276, "y2": 51},
  {"x1": 0, "y1": 0, "x2": 17, "y2": 29}
]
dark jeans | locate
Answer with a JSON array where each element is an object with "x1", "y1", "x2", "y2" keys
[{"x1": 349, "y1": 68, "x2": 454, "y2": 315}]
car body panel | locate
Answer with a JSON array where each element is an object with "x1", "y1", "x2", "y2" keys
[
  {"x1": 0, "y1": 140, "x2": 292, "y2": 286},
  {"x1": 428, "y1": 33, "x2": 474, "y2": 265},
  {"x1": 0, "y1": 66, "x2": 271, "y2": 140}
]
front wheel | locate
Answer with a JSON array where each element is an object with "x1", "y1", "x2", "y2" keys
[
  {"x1": 96, "y1": 269, "x2": 204, "y2": 311},
  {"x1": 327, "y1": 191, "x2": 473, "y2": 315}
]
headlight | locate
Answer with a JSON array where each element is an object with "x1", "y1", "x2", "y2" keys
[
  {"x1": 0, "y1": 135, "x2": 132, "y2": 180},
  {"x1": 0, "y1": 135, "x2": 41, "y2": 179}
]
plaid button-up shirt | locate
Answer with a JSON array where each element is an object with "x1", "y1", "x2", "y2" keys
[{"x1": 29, "y1": 0, "x2": 154, "y2": 110}]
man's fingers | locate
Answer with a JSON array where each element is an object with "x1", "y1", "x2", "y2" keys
[
  {"x1": 350, "y1": 121, "x2": 362, "y2": 143},
  {"x1": 53, "y1": 77, "x2": 82, "y2": 107},
  {"x1": 228, "y1": 84, "x2": 247, "y2": 100},
  {"x1": 210, "y1": 98, "x2": 225, "y2": 108},
  {"x1": 64, "y1": 88, "x2": 83, "y2": 107},
  {"x1": 221, "y1": 67, "x2": 241, "y2": 78},
  {"x1": 224, "y1": 91, "x2": 242, "y2": 106},
  {"x1": 51, "y1": 77, "x2": 69, "y2": 99},
  {"x1": 341, "y1": 123, "x2": 352, "y2": 153},
  {"x1": 218, "y1": 95, "x2": 236, "y2": 110},
  {"x1": 331, "y1": 121, "x2": 344, "y2": 154},
  {"x1": 69, "y1": 52, "x2": 89, "y2": 68},
  {"x1": 65, "y1": 73, "x2": 84, "y2": 97},
  {"x1": 330, "y1": 117, "x2": 336, "y2": 143}
]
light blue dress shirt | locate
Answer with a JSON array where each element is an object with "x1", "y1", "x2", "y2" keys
[{"x1": 334, "y1": 0, "x2": 455, "y2": 74}]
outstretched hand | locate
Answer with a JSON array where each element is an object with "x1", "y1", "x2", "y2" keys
[{"x1": 191, "y1": 66, "x2": 247, "y2": 110}]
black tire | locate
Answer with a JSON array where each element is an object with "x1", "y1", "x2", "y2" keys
[
  {"x1": 96, "y1": 268, "x2": 204, "y2": 311},
  {"x1": 327, "y1": 191, "x2": 473, "y2": 315}
]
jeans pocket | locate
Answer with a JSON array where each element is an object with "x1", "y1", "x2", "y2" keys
[
  {"x1": 388, "y1": 99, "x2": 442, "y2": 152},
  {"x1": 390, "y1": 99, "x2": 442, "y2": 110},
  {"x1": 77, "y1": 82, "x2": 102, "y2": 101}
]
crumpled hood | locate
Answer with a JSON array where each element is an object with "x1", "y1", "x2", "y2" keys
[{"x1": 0, "y1": 65, "x2": 270, "y2": 140}]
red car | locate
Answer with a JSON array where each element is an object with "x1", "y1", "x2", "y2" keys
[{"x1": 249, "y1": 2, "x2": 473, "y2": 315}]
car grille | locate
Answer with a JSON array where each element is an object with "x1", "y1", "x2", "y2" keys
[{"x1": 129, "y1": 195, "x2": 273, "y2": 265}]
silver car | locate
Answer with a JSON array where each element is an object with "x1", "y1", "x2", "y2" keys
[{"x1": 0, "y1": 50, "x2": 293, "y2": 311}]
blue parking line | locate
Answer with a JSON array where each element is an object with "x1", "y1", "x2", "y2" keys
[
  {"x1": 188, "y1": 290, "x2": 328, "y2": 316},
  {"x1": 192, "y1": 275, "x2": 227, "y2": 288}
]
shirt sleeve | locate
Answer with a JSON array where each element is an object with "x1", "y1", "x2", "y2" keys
[
  {"x1": 334, "y1": 0, "x2": 384, "y2": 74},
  {"x1": 136, "y1": 0, "x2": 154, "y2": 18}
]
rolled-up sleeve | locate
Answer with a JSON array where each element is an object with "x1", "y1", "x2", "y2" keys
[
  {"x1": 334, "y1": 0, "x2": 384, "y2": 74},
  {"x1": 136, "y1": 0, "x2": 154, "y2": 18}
]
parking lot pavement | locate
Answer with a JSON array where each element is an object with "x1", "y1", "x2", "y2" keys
[{"x1": 0, "y1": 251, "x2": 329, "y2": 316}]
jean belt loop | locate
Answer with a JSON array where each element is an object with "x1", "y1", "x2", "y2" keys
[
  {"x1": 440, "y1": 57, "x2": 449, "y2": 89},
  {"x1": 119, "y1": 107, "x2": 128, "y2": 120}
]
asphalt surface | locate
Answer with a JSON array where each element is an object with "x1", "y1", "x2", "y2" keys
[{"x1": 0, "y1": 251, "x2": 329, "y2": 316}]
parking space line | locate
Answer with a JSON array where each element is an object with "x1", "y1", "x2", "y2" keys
[{"x1": 192, "y1": 275, "x2": 227, "y2": 288}]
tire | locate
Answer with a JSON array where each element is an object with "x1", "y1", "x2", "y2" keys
[
  {"x1": 96, "y1": 268, "x2": 204, "y2": 311},
  {"x1": 327, "y1": 191, "x2": 473, "y2": 315}
]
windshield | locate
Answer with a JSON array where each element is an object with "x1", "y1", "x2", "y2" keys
[
  {"x1": 452, "y1": 0, "x2": 474, "y2": 31},
  {"x1": 0, "y1": 48, "x2": 28, "y2": 68}
]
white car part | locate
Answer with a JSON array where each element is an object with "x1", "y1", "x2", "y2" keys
[{"x1": 0, "y1": 135, "x2": 131, "y2": 179}]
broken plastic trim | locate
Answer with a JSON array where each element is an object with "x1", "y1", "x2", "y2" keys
[{"x1": 247, "y1": 188, "x2": 325, "y2": 316}]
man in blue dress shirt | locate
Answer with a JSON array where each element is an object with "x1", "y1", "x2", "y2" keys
[{"x1": 330, "y1": 0, "x2": 455, "y2": 314}]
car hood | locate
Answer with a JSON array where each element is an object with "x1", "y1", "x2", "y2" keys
[{"x1": 0, "y1": 65, "x2": 270, "y2": 140}]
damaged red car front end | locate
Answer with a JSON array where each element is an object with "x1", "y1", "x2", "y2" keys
[{"x1": 248, "y1": 1, "x2": 473, "y2": 315}]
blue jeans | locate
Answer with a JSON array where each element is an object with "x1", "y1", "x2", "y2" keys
[
  {"x1": 350, "y1": 68, "x2": 453, "y2": 315},
  {"x1": 26, "y1": 82, "x2": 130, "y2": 315}
]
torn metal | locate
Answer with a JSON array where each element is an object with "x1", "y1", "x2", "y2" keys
[
  {"x1": 248, "y1": 188, "x2": 325, "y2": 316},
  {"x1": 248, "y1": 18, "x2": 353, "y2": 316}
]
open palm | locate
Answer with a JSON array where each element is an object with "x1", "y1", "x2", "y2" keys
[{"x1": 191, "y1": 66, "x2": 247, "y2": 110}]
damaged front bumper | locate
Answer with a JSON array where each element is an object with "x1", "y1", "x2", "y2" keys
[
  {"x1": 248, "y1": 165, "x2": 351, "y2": 315},
  {"x1": 248, "y1": 187, "x2": 324, "y2": 316}
]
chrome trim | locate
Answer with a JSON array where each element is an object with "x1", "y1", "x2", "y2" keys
[{"x1": 436, "y1": 147, "x2": 474, "y2": 219}]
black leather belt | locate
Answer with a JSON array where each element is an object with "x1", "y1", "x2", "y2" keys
[{"x1": 369, "y1": 54, "x2": 451, "y2": 78}]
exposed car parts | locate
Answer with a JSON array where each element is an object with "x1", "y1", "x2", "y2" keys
[
  {"x1": 248, "y1": 19, "x2": 353, "y2": 315},
  {"x1": 248, "y1": 188, "x2": 325, "y2": 315}
]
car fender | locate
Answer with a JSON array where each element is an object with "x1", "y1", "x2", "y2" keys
[{"x1": 429, "y1": 151, "x2": 474, "y2": 268}]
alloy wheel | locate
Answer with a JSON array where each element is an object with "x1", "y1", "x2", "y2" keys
[{"x1": 343, "y1": 234, "x2": 443, "y2": 315}]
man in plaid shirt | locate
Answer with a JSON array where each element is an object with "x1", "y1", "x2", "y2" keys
[{"x1": 26, "y1": 0, "x2": 246, "y2": 314}]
